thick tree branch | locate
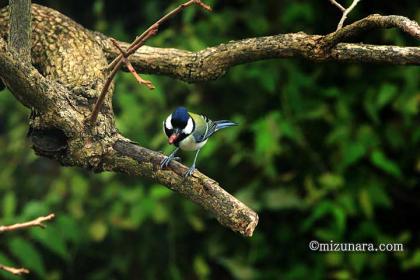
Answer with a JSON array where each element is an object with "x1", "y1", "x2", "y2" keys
[
  {"x1": 110, "y1": 140, "x2": 258, "y2": 236},
  {"x1": 99, "y1": 14, "x2": 420, "y2": 83},
  {"x1": 8, "y1": 0, "x2": 31, "y2": 63},
  {"x1": 0, "y1": 39, "x2": 64, "y2": 111}
]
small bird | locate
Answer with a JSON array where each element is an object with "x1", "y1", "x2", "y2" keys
[{"x1": 161, "y1": 107, "x2": 237, "y2": 177}]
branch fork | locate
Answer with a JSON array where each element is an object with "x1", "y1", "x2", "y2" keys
[
  {"x1": 89, "y1": 0, "x2": 212, "y2": 123},
  {"x1": 330, "y1": 0, "x2": 362, "y2": 30},
  {"x1": 110, "y1": 38, "x2": 155, "y2": 90}
]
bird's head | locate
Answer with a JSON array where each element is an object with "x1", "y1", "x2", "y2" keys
[{"x1": 163, "y1": 107, "x2": 194, "y2": 144}]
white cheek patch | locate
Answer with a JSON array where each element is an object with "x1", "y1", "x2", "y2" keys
[
  {"x1": 183, "y1": 117, "x2": 194, "y2": 134},
  {"x1": 165, "y1": 115, "x2": 173, "y2": 130}
]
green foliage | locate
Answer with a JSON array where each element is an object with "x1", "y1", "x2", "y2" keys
[{"x1": 0, "y1": 0, "x2": 419, "y2": 279}]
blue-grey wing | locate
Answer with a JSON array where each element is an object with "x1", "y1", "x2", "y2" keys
[{"x1": 190, "y1": 113, "x2": 238, "y2": 142}]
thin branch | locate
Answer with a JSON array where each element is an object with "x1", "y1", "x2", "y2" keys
[
  {"x1": 89, "y1": 0, "x2": 211, "y2": 123},
  {"x1": 337, "y1": 0, "x2": 361, "y2": 30},
  {"x1": 0, "y1": 264, "x2": 29, "y2": 275},
  {"x1": 8, "y1": 0, "x2": 32, "y2": 63},
  {"x1": 110, "y1": 38, "x2": 155, "y2": 90},
  {"x1": 0, "y1": 214, "x2": 55, "y2": 276},
  {"x1": 324, "y1": 14, "x2": 420, "y2": 48},
  {"x1": 107, "y1": 0, "x2": 211, "y2": 70},
  {"x1": 330, "y1": 0, "x2": 362, "y2": 30},
  {"x1": 0, "y1": 213, "x2": 55, "y2": 233},
  {"x1": 89, "y1": 26, "x2": 157, "y2": 123},
  {"x1": 329, "y1": 0, "x2": 345, "y2": 12}
]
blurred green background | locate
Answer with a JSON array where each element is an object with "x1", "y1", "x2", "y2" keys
[{"x1": 0, "y1": 0, "x2": 419, "y2": 279}]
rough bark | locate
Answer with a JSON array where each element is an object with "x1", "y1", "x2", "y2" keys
[
  {"x1": 8, "y1": 0, "x2": 31, "y2": 63},
  {"x1": 97, "y1": 14, "x2": 420, "y2": 82},
  {"x1": 111, "y1": 141, "x2": 258, "y2": 236},
  {"x1": 101, "y1": 35, "x2": 420, "y2": 83},
  {"x1": 0, "y1": 4, "x2": 419, "y2": 236}
]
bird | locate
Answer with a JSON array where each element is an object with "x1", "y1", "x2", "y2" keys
[{"x1": 161, "y1": 107, "x2": 238, "y2": 177}]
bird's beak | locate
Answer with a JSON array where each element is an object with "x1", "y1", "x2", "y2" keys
[{"x1": 168, "y1": 131, "x2": 180, "y2": 144}]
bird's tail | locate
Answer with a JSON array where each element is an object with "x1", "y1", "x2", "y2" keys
[{"x1": 214, "y1": 120, "x2": 238, "y2": 132}]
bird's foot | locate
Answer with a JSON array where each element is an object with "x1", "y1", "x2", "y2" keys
[
  {"x1": 184, "y1": 165, "x2": 196, "y2": 178},
  {"x1": 160, "y1": 156, "x2": 181, "y2": 169}
]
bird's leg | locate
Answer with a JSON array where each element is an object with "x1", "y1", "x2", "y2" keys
[
  {"x1": 184, "y1": 149, "x2": 201, "y2": 177},
  {"x1": 160, "y1": 147, "x2": 180, "y2": 168}
]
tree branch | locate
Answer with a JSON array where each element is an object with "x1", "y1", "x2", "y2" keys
[
  {"x1": 110, "y1": 38, "x2": 155, "y2": 90},
  {"x1": 0, "y1": 214, "x2": 55, "y2": 276},
  {"x1": 324, "y1": 14, "x2": 420, "y2": 48},
  {"x1": 100, "y1": 13, "x2": 420, "y2": 83},
  {"x1": 0, "y1": 214, "x2": 55, "y2": 233},
  {"x1": 110, "y1": 140, "x2": 258, "y2": 236},
  {"x1": 89, "y1": 25, "x2": 158, "y2": 123},
  {"x1": 8, "y1": 0, "x2": 31, "y2": 63},
  {"x1": 89, "y1": 0, "x2": 211, "y2": 123},
  {"x1": 0, "y1": 38, "x2": 63, "y2": 111},
  {"x1": 0, "y1": 264, "x2": 29, "y2": 276},
  {"x1": 330, "y1": 0, "x2": 361, "y2": 30},
  {"x1": 329, "y1": 0, "x2": 345, "y2": 12}
]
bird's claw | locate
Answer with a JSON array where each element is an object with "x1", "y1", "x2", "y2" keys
[
  {"x1": 184, "y1": 165, "x2": 196, "y2": 178},
  {"x1": 160, "y1": 156, "x2": 172, "y2": 169},
  {"x1": 160, "y1": 156, "x2": 181, "y2": 169}
]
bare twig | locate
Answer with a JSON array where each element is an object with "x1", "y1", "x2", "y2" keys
[
  {"x1": 329, "y1": 0, "x2": 345, "y2": 12},
  {"x1": 89, "y1": 26, "x2": 157, "y2": 123},
  {"x1": 89, "y1": 0, "x2": 211, "y2": 123},
  {"x1": 0, "y1": 264, "x2": 29, "y2": 275},
  {"x1": 110, "y1": 38, "x2": 155, "y2": 90},
  {"x1": 330, "y1": 0, "x2": 362, "y2": 30},
  {"x1": 0, "y1": 213, "x2": 55, "y2": 233},
  {"x1": 0, "y1": 214, "x2": 55, "y2": 276},
  {"x1": 107, "y1": 0, "x2": 211, "y2": 70}
]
